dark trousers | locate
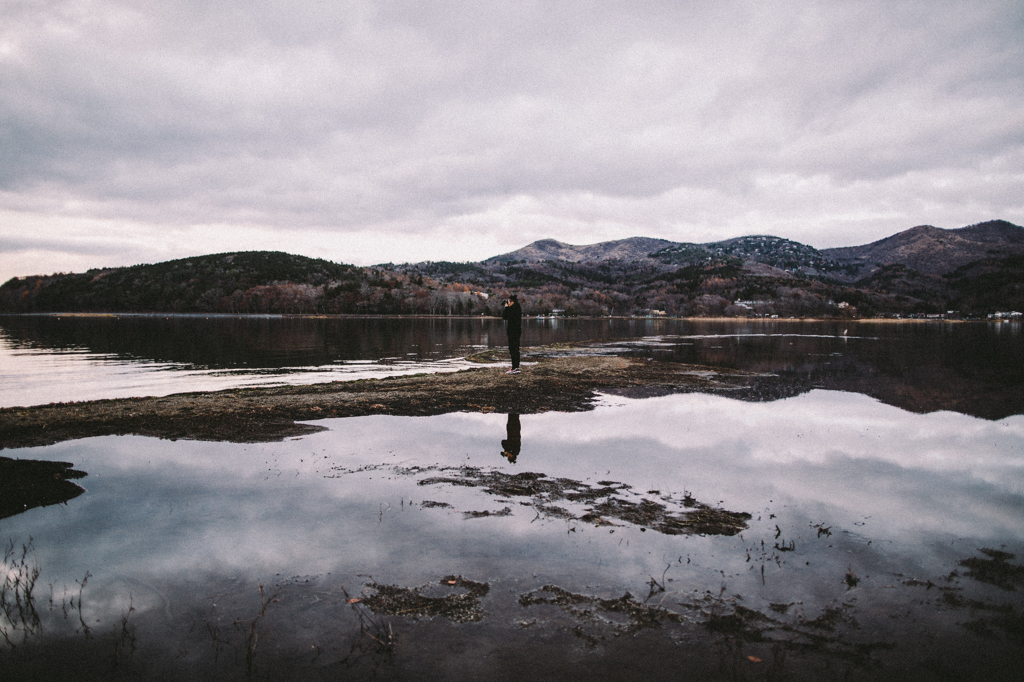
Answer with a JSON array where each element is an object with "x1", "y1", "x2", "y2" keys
[{"x1": 509, "y1": 333, "x2": 521, "y2": 369}]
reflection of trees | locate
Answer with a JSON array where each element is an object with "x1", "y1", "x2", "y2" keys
[
  {"x1": 0, "y1": 315, "x2": 682, "y2": 370},
  {"x1": 731, "y1": 358, "x2": 1022, "y2": 419},
  {"x1": 0, "y1": 316, "x2": 508, "y2": 369},
  {"x1": 641, "y1": 325, "x2": 1024, "y2": 419}
]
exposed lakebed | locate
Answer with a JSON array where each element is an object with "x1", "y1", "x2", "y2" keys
[{"x1": 2, "y1": 387, "x2": 1023, "y2": 680}]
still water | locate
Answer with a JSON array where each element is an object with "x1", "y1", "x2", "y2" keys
[
  {"x1": 0, "y1": 314, "x2": 682, "y2": 407},
  {"x1": 2, "y1": 316, "x2": 1023, "y2": 679},
  {"x1": 1, "y1": 314, "x2": 1022, "y2": 418},
  {"x1": 3, "y1": 394, "x2": 1024, "y2": 679}
]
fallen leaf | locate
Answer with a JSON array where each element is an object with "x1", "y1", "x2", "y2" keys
[
  {"x1": 347, "y1": 598, "x2": 361, "y2": 604},
  {"x1": 747, "y1": 656, "x2": 762, "y2": 663}
]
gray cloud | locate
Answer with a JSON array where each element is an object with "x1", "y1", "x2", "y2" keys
[{"x1": 1, "y1": 0, "x2": 1022, "y2": 280}]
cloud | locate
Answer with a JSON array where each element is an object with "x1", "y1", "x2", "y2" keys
[{"x1": 1, "y1": 0, "x2": 1023, "y2": 280}]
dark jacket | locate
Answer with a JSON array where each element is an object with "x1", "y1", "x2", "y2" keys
[{"x1": 502, "y1": 301, "x2": 522, "y2": 336}]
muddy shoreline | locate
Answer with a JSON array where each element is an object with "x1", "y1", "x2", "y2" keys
[{"x1": 0, "y1": 351, "x2": 761, "y2": 450}]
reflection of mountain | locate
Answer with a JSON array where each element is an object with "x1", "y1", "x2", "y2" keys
[
  {"x1": 0, "y1": 457, "x2": 87, "y2": 519},
  {"x1": 0, "y1": 315, "x2": 493, "y2": 369},
  {"x1": 735, "y1": 357, "x2": 1023, "y2": 421},
  {"x1": 630, "y1": 325, "x2": 1024, "y2": 420}
]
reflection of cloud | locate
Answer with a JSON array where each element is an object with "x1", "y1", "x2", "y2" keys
[
  {"x1": 3, "y1": 390, "x2": 1022, "y2": 627},
  {"x1": 548, "y1": 391, "x2": 1024, "y2": 536},
  {"x1": 585, "y1": 390, "x2": 1024, "y2": 474}
]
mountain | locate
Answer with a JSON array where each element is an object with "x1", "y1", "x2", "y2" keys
[
  {"x1": 489, "y1": 221, "x2": 1024, "y2": 279},
  {"x1": 822, "y1": 220, "x2": 1024, "y2": 279},
  {"x1": 485, "y1": 237, "x2": 675, "y2": 264},
  {"x1": 652, "y1": 235, "x2": 854, "y2": 278},
  {"x1": 3, "y1": 220, "x2": 1022, "y2": 317}
]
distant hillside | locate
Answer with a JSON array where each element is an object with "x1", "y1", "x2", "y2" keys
[
  {"x1": 1, "y1": 252, "x2": 360, "y2": 314},
  {"x1": 485, "y1": 237, "x2": 675, "y2": 264},
  {"x1": 3, "y1": 220, "x2": 1023, "y2": 317},
  {"x1": 0, "y1": 251, "x2": 500, "y2": 316},
  {"x1": 404, "y1": 219, "x2": 1024, "y2": 316},
  {"x1": 822, "y1": 220, "x2": 1024, "y2": 279}
]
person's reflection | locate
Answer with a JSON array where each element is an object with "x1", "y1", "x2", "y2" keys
[{"x1": 500, "y1": 413, "x2": 522, "y2": 464}]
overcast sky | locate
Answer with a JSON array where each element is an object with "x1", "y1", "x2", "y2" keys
[{"x1": 2, "y1": 0, "x2": 1022, "y2": 282}]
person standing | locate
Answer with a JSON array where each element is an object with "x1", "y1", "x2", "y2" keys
[{"x1": 502, "y1": 294, "x2": 522, "y2": 374}]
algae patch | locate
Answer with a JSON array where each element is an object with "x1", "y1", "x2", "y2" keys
[
  {"x1": 362, "y1": 576, "x2": 490, "y2": 623},
  {"x1": 414, "y1": 466, "x2": 751, "y2": 536},
  {"x1": 960, "y1": 549, "x2": 1024, "y2": 592}
]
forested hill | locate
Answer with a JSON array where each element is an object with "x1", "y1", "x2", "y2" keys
[
  {"x1": 2, "y1": 220, "x2": 1023, "y2": 317},
  {"x1": 1, "y1": 252, "x2": 361, "y2": 314},
  {"x1": 0, "y1": 251, "x2": 504, "y2": 316}
]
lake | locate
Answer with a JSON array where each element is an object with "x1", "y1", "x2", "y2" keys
[
  {"x1": 2, "y1": 314, "x2": 1022, "y2": 417},
  {"x1": 2, "y1": 316, "x2": 1023, "y2": 680},
  {"x1": 0, "y1": 314, "x2": 679, "y2": 407}
]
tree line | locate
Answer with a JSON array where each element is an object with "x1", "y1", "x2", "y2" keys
[{"x1": 2, "y1": 249, "x2": 1019, "y2": 317}]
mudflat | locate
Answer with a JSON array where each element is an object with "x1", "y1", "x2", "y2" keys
[{"x1": 0, "y1": 353, "x2": 759, "y2": 450}]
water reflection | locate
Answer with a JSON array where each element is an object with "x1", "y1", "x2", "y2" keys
[
  {"x1": 606, "y1": 321, "x2": 1024, "y2": 419},
  {"x1": 1, "y1": 391, "x2": 1022, "y2": 677},
  {"x1": 0, "y1": 314, "x2": 675, "y2": 406},
  {"x1": 3, "y1": 315, "x2": 1023, "y2": 420},
  {"x1": 4, "y1": 391, "x2": 1022, "y2": 591},
  {"x1": 500, "y1": 413, "x2": 521, "y2": 464}
]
